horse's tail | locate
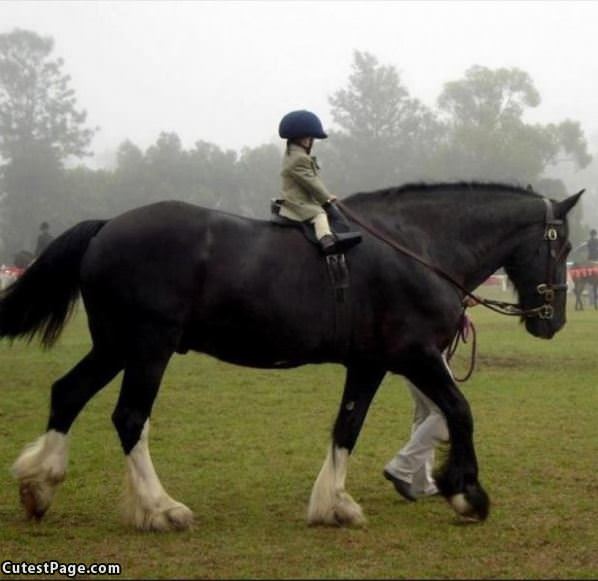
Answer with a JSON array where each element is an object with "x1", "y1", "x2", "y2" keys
[{"x1": 0, "y1": 219, "x2": 107, "y2": 348}]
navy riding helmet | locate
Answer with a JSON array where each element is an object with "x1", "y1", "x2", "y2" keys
[{"x1": 278, "y1": 110, "x2": 328, "y2": 139}]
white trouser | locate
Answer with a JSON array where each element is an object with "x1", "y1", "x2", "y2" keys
[
  {"x1": 385, "y1": 382, "x2": 449, "y2": 497},
  {"x1": 311, "y1": 213, "x2": 332, "y2": 240}
]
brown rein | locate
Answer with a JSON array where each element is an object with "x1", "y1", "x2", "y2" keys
[{"x1": 335, "y1": 199, "x2": 559, "y2": 319}]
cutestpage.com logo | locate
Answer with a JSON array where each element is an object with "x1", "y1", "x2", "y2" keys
[{"x1": 1, "y1": 560, "x2": 122, "y2": 578}]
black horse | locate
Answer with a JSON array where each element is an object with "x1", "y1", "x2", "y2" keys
[{"x1": 1, "y1": 182, "x2": 581, "y2": 531}]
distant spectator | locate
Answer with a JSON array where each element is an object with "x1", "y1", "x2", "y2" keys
[
  {"x1": 35, "y1": 222, "x2": 54, "y2": 256},
  {"x1": 571, "y1": 228, "x2": 598, "y2": 262},
  {"x1": 587, "y1": 229, "x2": 598, "y2": 261}
]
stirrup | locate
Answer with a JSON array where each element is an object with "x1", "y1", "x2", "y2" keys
[{"x1": 334, "y1": 231, "x2": 362, "y2": 253}]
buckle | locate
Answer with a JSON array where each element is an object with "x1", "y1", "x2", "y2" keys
[
  {"x1": 545, "y1": 227, "x2": 558, "y2": 241},
  {"x1": 536, "y1": 283, "x2": 555, "y2": 303},
  {"x1": 538, "y1": 304, "x2": 554, "y2": 320}
]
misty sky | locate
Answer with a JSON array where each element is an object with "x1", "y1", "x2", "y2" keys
[{"x1": 2, "y1": 1, "x2": 598, "y2": 165}]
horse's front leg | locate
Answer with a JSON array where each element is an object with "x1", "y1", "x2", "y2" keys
[
  {"x1": 399, "y1": 347, "x2": 490, "y2": 522},
  {"x1": 308, "y1": 364, "x2": 385, "y2": 527}
]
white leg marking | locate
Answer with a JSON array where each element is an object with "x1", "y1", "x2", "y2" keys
[
  {"x1": 307, "y1": 445, "x2": 365, "y2": 527},
  {"x1": 124, "y1": 420, "x2": 193, "y2": 531},
  {"x1": 12, "y1": 430, "x2": 69, "y2": 519}
]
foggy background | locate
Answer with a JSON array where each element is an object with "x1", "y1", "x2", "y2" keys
[{"x1": 1, "y1": 1, "x2": 597, "y2": 262}]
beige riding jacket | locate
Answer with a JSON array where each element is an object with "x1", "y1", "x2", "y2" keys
[{"x1": 279, "y1": 143, "x2": 333, "y2": 222}]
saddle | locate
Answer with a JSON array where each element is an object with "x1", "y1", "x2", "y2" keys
[
  {"x1": 270, "y1": 199, "x2": 362, "y2": 254},
  {"x1": 270, "y1": 199, "x2": 360, "y2": 358}
]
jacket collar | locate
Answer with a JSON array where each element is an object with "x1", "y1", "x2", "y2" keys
[{"x1": 288, "y1": 143, "x2": 311, "y2": 155}]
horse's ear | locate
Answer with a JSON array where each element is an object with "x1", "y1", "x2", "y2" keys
[{"x1": 555, "y1": 189, "x2": 585, "y2": 217}]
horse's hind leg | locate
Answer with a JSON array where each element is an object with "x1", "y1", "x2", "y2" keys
[
  {"x1": 112, "y1": 331, "x2": 193, "y2": 532},
  {"x1": 308, "y1": 364, "x2": 385, "y2": 527},
  {"x1": 400, "y1": 348, "x2": 490, "y2": 522},
  {"x1": 12, "y1": 348, "x2": 122, "y2": 520}
]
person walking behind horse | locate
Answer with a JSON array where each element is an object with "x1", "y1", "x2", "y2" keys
[
  {"x1": 383, "y1": 299, "x2": 478, "y2": 501},
  {"x1": 277, "y1": 110, "x2": 338, "y2": 254},
  {"x1": 383, "y1": 374, "x2": 449, "y2": 501},
  {"x1": 35, "y1": 222, "x2": 54, "y2": 257}
]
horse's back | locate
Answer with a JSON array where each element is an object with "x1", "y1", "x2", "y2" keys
[
  {"x1": 81, "y1": 201, "x2": 211, "y2": 294},
  {"x1": 82, "y1": 201, "x2": 272, "y2": 280},
  {"x1": 78, "y1": 201, "x2": 335, "y2": 358}
]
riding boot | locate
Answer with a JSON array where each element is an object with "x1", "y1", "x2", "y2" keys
[{"x1": 321, "y1": 203, "x2": 362, "y2": 252}]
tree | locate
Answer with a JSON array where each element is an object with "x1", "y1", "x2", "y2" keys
[
  {"x1": 436, "y1": 65, "x2": 591, "y2": 182},
  {"x1": 144, "y1": 132, "x2": 195, "y2": 203},
  {"x1": 0, "y1": 29, "x2": 95, "y2": 163},
  {"x1": 112, "y1": 140, "x2": 150, "y2": 211},
  {"x1": 326, "y1": 50, "x2": 443, "y2": 194},
  {"x1": 236, "y1": 143, "x2": 280, "y2": 217},
  {"x1": 189, "y1": 140, "x2": 239, "y2": 211},
  {"x1": 62, "y1": 165, "x2": 113, "y2": 222},
  {"x1": 0, "y1": 29, "x2": 97, "y2": 260}
]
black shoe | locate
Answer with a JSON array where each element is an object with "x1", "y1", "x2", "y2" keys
[
  {"x1": 319, "y1": 234, "x2": 337, "y2": 255},
  {"x1": 383, "y1": 470, "x2": 417, "y2": 502}
]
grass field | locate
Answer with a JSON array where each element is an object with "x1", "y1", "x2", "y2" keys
[{"x1": 0, "y1": 291, "x2": 597, "y2": 579}]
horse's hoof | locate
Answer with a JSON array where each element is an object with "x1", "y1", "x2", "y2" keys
[
  {"x1": 132, "y1": 502, "x2": 194, "y2": 532},
  {"x1": 334, "y1": 492, "x2": 367, "y2": 527},
  {"x1": 12, "y1": 431, "x2": 68, "y2": 522},
  {"x1": 449, "y1": 484, "x2": 490, "y2": 522},
  {"x1": 19, "y1": 482, "x2": 51, "y2": 521},
  {"x1": 307, "y1": 492, "x2": 366, "y2": 527},
  {"x1": 161, "y1": 503, "x2": 194, "y2": 531}
]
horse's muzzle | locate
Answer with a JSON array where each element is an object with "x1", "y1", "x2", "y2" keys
[{"x1": 525, "y1": 315, "x2": 563, "y2": 339}]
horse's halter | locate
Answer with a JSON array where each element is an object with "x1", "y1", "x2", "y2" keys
[{"x1": 335, "y1": 197, "x2": 569, "y2": 320}]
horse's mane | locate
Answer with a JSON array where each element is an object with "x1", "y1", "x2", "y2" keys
[{"x1": 346, "y1": 181, "x2": 543, "y2": 204}]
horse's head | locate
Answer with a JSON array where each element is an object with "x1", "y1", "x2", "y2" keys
[{"x1": 505, "y1": 190, "x2": 584, "y2": 339}]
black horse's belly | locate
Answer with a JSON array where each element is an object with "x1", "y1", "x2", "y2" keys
[{"x1": 178, "y1": 294, "x2": 336, "y2": 368}]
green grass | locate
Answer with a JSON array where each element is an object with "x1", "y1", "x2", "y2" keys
[{"x1": 0, "y1": 294, "x2": 597, "y2": 579}]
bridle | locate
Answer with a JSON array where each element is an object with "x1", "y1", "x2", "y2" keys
[
  {"x1": 533, "y1": 198, "x2": 569, "y2": 320},
  {"x1": 335, "y1": 197, "x2": 569, "y2": 321}
]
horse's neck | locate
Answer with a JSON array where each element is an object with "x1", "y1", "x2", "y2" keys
[{"x1": 348, "y1": 190, "x2": 541, "y2": 291}]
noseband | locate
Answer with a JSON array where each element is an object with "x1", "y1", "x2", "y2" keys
[{"x1": 335, "y1": 197, "x2": 568, "y2": 320}]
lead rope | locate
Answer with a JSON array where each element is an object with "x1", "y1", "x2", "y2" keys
[{"x1": 446, "y1": 309, "x2": 477, "y2": 382}]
